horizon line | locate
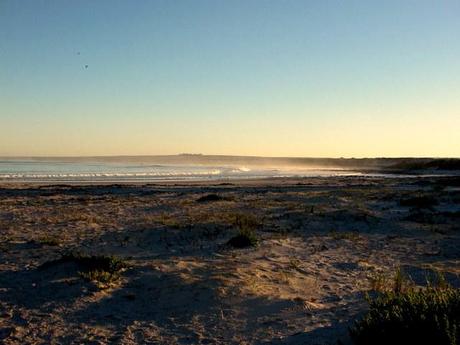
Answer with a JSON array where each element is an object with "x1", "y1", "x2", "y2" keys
[{"x1": 0, "y1": 154, "x2": 459, "y2": 160}]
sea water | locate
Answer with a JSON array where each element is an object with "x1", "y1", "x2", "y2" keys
[{"x1": 0, "y1": 158, "x2": 365, "y2": 182}]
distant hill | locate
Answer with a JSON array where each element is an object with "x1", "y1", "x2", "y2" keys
[{"x1": 387, "y1": 158, "x2": 460, "y2": 171}]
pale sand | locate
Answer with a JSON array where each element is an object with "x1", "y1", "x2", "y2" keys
[{"x1": 0, "y1": 176, "x2": 459, "y2": 344}]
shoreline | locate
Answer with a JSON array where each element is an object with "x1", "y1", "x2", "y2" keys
[{"x1": 1, "y1": 172, "x2": 458, "y2": 187}]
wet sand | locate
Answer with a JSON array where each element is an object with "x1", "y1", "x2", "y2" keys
[{"x1": 1, "y1": 176, "x2": 459, "y2": 344}]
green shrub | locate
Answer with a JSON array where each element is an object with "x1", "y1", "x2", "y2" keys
[
  {"x1": 37, "y1": 236, "x2": 60, "y2": 246},
  {"x1": 350, "y1": 286, "x2": 460, "y2": 345},
  {"x1": 392, "y1": 267, "x2": 412, "y2": 294},
  {"x1": 400, "y1": 195, "x2": 438, "y2": 209},
  {"x1": 367, "y1": 271, "x2": 388, "y2": 292},
  {"x1": 233, "y1": 213, "x2": 261, "y2": 230},
  {"x1": 40, "y1": 253, "x2": 127, "y2": 286},
  {"x1": 367, "y1": 267, "x2": 414, "y2": 294},
  {"x1": 196, "y1": 194, "x2": 226, "y2": 203},
  {"x1": 329, "y1": 230, "x2": 361, "y2": 242},
  {"x1": 73, "y1": 254, "x2": 126, "y2": 286},
  {"x1": 68, "y1": 254, "x2": 126, "y2": 275},
  {"x1": 226, "y1": 213, "x2": 260, "y2": 248},
  {"x1": 79, "y1": 269, "x2": 119, "y2": 284},
  {"x1": 227, "y1": 228, "x2": 258, "y2": 248}
]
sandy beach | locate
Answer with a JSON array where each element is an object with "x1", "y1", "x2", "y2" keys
[
  {"x1": 0, "y1": 175, "x2": 459, "y2": 344},
  {"x1": 3, "y1": 0, "x2": 460, "y2": 343}
]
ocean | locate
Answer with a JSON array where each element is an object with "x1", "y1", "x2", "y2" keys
[{"x1": 0, "y1": 158, "x2": 365, "y2": 183}]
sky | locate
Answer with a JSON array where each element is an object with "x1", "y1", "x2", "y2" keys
[{"x1": 1, "y1": 0, "x2": 459, "y2": 157}]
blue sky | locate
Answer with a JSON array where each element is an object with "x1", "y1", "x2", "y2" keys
[{"x1": 1, "y1": 0, "x2": 459, "y2": 157}]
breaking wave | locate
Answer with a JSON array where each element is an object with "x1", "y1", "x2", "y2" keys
[{"x1": 0, "y1": 160, "x2": 369, "y2": 182}]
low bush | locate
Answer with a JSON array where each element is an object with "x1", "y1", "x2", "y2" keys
[
  {"x1": 227, "y1": 228, "x2": 258, "y2": 248},
  {"x1": 37, "y1": 236, "x2": 60, "y2": 246},
  {"x1": 351, "y1": 270, "x2": 460, "y2": 345},
  {"x1": 233, "y1": 213, "x2": 261, "y2": 230},
  {"x1": 69, "y1": 253, "x2": 126, "y2": 275},
  {"x1": 226, "y1": 212, "x2": 261, "y2": 248},
  {"x1": 73, "y1": 254, "x2": 126, "y2": 286},
  {"x1": 40, "y1": 253, "x2": 127, "y2": 286},
  {"x1": 79, "y1": 269, "x2": 119, "y2": 284},
  {"x1": 329, "y1": 230, "x2": 361, "y2": 242},
  {"x1": 196, "y1": 194, "x2": 225, "y2": 203},
  {"x1": 400, "y1": 195, "x2": 438, "y2": 209}
]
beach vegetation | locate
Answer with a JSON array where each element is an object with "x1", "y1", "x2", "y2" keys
[
  {"x1": 367, "y1": 271, "x2": 388, "y2": 292},
  {"x1": 227, "y1": 227, "x2": 258, "y2": 248},
  {"x1": 289, "y1": 257, "x2": 302, "y2": 271},
  {"x1": 400, "y1": 195, "x2": 438, "y2": 209},
  {"x1": 158, "y1": 213, "x2": 182, "y2": 228},
  {"x1": 196, "y1": 194, "x2": 226, "y2": 203},
  {"x1": 351, "y1": 269, "x2": 460, "y2": 345},
  {"x1": 233, "y1": 213, "x2": 261, "y2": 230},
  {"x1": 79, "y1": 269, "x2": 119, "y2": 285},
  {"x1": 40, "y1": 253, "x2": 127, "y2": 287},
  {"x1": 329, "y1": 230, "x2": 361, "y2": 242},
  {"x1": 37, "y1": 235, "x2": 60, "y2": 246},
  {"x1": 75, "y1": 254, "x2": 126, "y2": 286},
  {"x1": 227, "y1": 212, "x2": 261, "y2": 248}
]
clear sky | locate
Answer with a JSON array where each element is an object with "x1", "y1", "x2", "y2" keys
[{"x1": 1, "y1": 0, "x2": 459, "y2": 157}]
